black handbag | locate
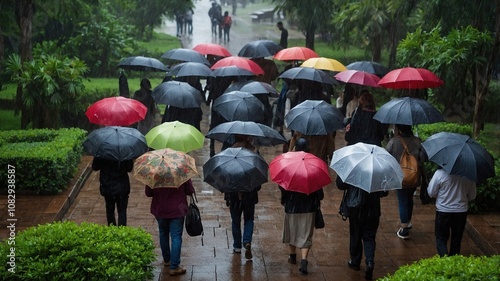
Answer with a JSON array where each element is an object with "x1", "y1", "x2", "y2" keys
[
  {"x1": 338, "y1": 189, "x2": 350, "y2": 221},
  {"x1": 315, "y1": 208, "x2": 325, "y2": 229},
  {"x1": 185, "y1": 193, "x2": 203, "y2": 237}
]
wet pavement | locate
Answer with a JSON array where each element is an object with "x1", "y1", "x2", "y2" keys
[{"x1": 1, "y1": 1, "x2": 499, "y2": 281}]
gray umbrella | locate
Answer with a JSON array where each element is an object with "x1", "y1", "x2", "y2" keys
[
  {"x1": 161, "y1": 48, "x2": 210, "y2": 66},
  {"x1": 213, "y1": 91, "x2": 265, "y2": 122},
  {"x1": 206, "y1": 120, "x2": 287, "y2": 146},
  {"x1": 167, "y1": 62, "x2": 215, "y2": 78},
  {"x1": 373, "y1": 97, "x2": 445, "y2": 125},
  {"x1": 83, "y1": 126, "x2": 148, "y2": 161},
  {"x1": 279, "y1": 66, "x2": 337, "y2": 85},
  {"x1": 346, "y1": 61, "x2": 389, "y2": 77},
  {"x1": 212, "y1": 66, "x2": 256, "y2": 77},
  {"x1": 118, "y1": 56, "x2": 168, "y2": 72},
  {"x1": 238, "y1": 40, "x2": 283, "y2": 58},
  {"x1": 285, "y1": 100, "x2": 345, "y2": 135},
  {"x1": 225, "y1": 80, "x2": 279, "y2": 97},
  {"x1": 152, "y1": 81, "x2": 203, "y2": 108}
]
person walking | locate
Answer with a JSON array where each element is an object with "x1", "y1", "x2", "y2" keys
[
  {"x1": 386, "y1": 124, "x2": 427, "y2": 239},
  {"x1": 133, "y1": 78, "x2": 157, "y2": 135},
  {"x1": 145, "y1": 179, "x2": 195, "y2": 276},
  {"x1": 175, "y1": 11, "x2": 184, "y2": 37},
  {"x1": 427, "y1": 168, "x2": 476, "y2": 257},
  {"x1": 222, "y1": 11, "x2": 232, "y2": 43},
  {"x1": 91, "y1": 158, "x2": 133, "y2": 226},
  {"x1": 184, "y1": 7, "x2": 194, "y2": 35},
  {"x1": 208, "y1": 2, "x2": 222, "y2": 36},
  {"x1": 277, "y1": 21, "x2": 288, "y2": 48}
]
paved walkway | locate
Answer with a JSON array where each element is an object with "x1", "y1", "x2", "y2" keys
[{"x1": 1, "y1": 1, "x2": 499, "y2": 281}]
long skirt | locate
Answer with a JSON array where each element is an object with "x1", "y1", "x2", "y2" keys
[{"x1": 282, "y1": 212, "x2": 315, "y2": 248}]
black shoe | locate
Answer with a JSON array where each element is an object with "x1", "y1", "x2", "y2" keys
[
  {"x1": 244, "y1": 243, "x2": 252, "y2": 259},
  {"x1": 348, "y1": 260, "x2": 360, "y2": 271},
  {"x1": 287, "y1": 254, "x2": 296, "y2": 264},
  {"x1": 299, "y1": 259, "x2": 308, "y2": 275},
  {"x1": 397, "y1": 227, "x2": 410, "y2": 239},
  {"x1": 365, "y1": 263, "x2": 374, "y2": 280}
]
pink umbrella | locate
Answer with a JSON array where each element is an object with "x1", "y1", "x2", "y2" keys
[
  {"x1": 334, "y1": 70, "x2": 381, "y2": 88},
  {"x1": 192, "y1": 43, "x2": 232, "y2": 57},
  {"x1": 211, "y1": 56, "x2": 265, "y2": 75},
  {"x1": 273, "y1": 47, "x2": 319, "y2": 61}
]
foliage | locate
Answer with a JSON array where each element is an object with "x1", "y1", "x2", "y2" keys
[
  {"x1": 0, "y1": 128, "x2": 86, "y2": 193},
  {"x1": 0, "y1": 221, "x2": 155, "y2": 281},
  {"x1": 415, "y1": 122, "x2": 472, "y2": 142},
  {"x1": 379, "y1": 254, "x2": 500, "y2": 281}
]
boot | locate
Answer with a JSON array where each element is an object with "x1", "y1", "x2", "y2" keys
[
  {"x1": 299, "y1": 259, "x2": 308, "y2": 275},
  {"x1": 287, "y1": 254, "x2": 296, "y2": 264},
  {"x1": 365, "y1": 262, "x2": 374, "y2": 280}
]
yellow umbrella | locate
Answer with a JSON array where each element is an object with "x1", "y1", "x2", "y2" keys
[{"x1": 301, "y1": 57, "x2": 347, "y2": 72}]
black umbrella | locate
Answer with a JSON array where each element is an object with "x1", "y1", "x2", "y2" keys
[
  {"x1": 213, "y1": 91, "x2": 265, "y2": 122},
  {"x1": 152, "y1": 81, "x2": 203, "y2": 108},
  {"x1": 206, "y1": 121, "x2": 287, "y2": 146},
  {"x1": 279, "y1": 67, "x2": 337, "y2": 85},
  {"x1": 285, "y1": 100, "x2": 345, "y2": 135},
  {"x1": 167, "y1": 62, "x2": 215, "y2": 78},
  {"x1": 346, "y1": 61, "x2": 389, "y2": 77},
  {"x1": 203, "y1": 147, "x2": 268, "y2": 193},
  {"x1": 83, "y1": 126, "x2": 148, "y2": 161},
  {"x1": 161, "y1": 48, "x2": 210, "y2": 66},
  {"x1": 118, "y1": 56, "x2": 168, "y2": 72},
  {"x1": 224, "y1": 80, "x2": 279, "y2": 97},
  {"x1": 373, "y1": 97, "x2": 445, "y2": 125},
  {"x1": 237, "y1": 40, "x2": 283, "y2": 58},
  {"x1": 212, "y1": 66, "x2": 256, "y2": 77},
  {"x1": 421, "y1": 132, "x2": 495, "y2": 183}
]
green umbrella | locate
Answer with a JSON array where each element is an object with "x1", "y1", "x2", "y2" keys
[{"x1": 145, "y1": 121, "x2": 204, "y2": 152}]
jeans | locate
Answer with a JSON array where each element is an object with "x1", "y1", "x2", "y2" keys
[
  {"x1": 348, "y1": 208, "x2": 379, "y2": 265},
  {"x1": 104, "y1": 193, "x2": 128, "y2": 226},
  {"x1": 223, "y1": 27, "x2": 230, "y2": 42},
  {"x1": 229, "y1": 200, "x2": 255, "y2": 249},
  {"x1": 396, "y1": 187, "x2": 417, "y2": 224},
  {"x1": 157, "y1": 217, "x2": 184, "y2": 269},
  {"x1": 435, "y1": 211, "x2": 467, "y2": 257}
]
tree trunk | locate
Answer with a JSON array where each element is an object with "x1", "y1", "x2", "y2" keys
[
  {"x1": 371, "y1": 34, "x2": 382, "y2": 62},
  {"x1": 305, "y1": 25, "x2": 315, "y2": 50}
]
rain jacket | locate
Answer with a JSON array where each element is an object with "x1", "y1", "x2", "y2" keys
[
  {"x1": 92, "y1": 158, "x2": 133, "y2": 197},
  {"x1": 280, "y1": 187, "x2": 324, "y2": 213},
  {"x1": 145, "y1": 179, "x2": 195, "y2": 219},
  {"x1": 345, "y1": 109, "x2": 386, "y2": 146}
]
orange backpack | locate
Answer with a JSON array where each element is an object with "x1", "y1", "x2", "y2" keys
[{"x1": 399, "y1": 137, "x2": 419, "y2": 187}]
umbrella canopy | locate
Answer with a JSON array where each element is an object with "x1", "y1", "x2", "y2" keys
[
  {"x1": 83, "y1": 126, "x2": 148, "y2": 161},
  {"x1": 373, "y1": 97, "x2": 445, "y2": 125},
  {"x1": 192, "y1": 43, "x2": 232, "y2": 57},
  {"x1": 285, "y1": 100, "x2": 344, "y2": 135},
  {"x1": 151, "y1": 81, "x2": 203, "y2": 108},
  {"x1": 378, "y1": 67, "x2": 444, "y2": 89},
  {"x1": 206, "y1": 120, "x2": 287, "y2": 146},
  {"x1": 279, "y1": 67, "x2": 337, "y2": 85},
  {"x1": 224, "y1": 80, "x2": 279, "y2": 97},
  {"x1": 421, "y1": 132, "x2": 495, "y2": 183},
  {"x1": 237, "y1": 40, "x2": 283, "y2": 58},
  {"x1": 330, "y1": 142, "x2": 404, "y2": 193},
  {"x1": 133, "y1": 148, "x2": 198, "y2": 188},
  {"x1": 212, "y1": 66, "x2": 257, "y2": 77},
  {"x1": 273, "y1": 46, "x2": 319, "y2": 61},
  {"x1": 213, "y1": 91, "x2": 265, "y2": 122},
  {"x1": 270, "y1": 151, "x2": 332, "y2": 195},
  {"x1": 167, "y1": 62, "x2": 215, "y2": 78},
  {"x1": 301, "y1": 57, "x2": 347, "y2": 72},
  {"x1": 203, "y1": 147, "x2": 268, "y2": 193},
  {"x1": 117, "y1": 56, "x2": 168, "y2": 72},
  {"x1": 211, "y1": 56, "x2": 265, "y2": 75},
  {"x1": 85, "y1": 96, "x2": 147, "y2": 126},
  {"x1": 346, "y1": 61, "x2": 389, "y2": 77},
  {"x1": 334, "y1": 70, "x2": 381, "y2": 88},
  {"x1": 145, "y1": 121, "x2": 204, "y2": 152},
  {"x1": 161, "y1": 48, "x2": 211, "y2": 66}
]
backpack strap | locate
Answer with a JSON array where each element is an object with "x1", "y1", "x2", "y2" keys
[{"x1": 397, "y1": 135, "x2": 410, "y2": 152}]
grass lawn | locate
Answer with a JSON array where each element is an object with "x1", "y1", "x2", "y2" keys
[{"x1": 0, "y1": 110, "x2": 21, "y2": 131}]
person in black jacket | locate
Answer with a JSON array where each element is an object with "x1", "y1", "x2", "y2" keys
[{"x1": 92, "y1": 157, "x2": 133, "y2": 226}]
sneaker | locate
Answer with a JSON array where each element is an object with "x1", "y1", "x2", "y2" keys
[
  {"x1": 407, "y1": 222, "x2": 413, "y2": 230},
  {"x1": 244, "y1": 243, "x2": 252, "y2": 259},
  {"x1": 169, "y1": 266, "x2": 186, "y2": 276},
  {"x1": 397, "y1": 227, "x2": 410, "y2": 239},
  {"x1": 233, "y1": 248, "x2": 241, "y2": 253}
]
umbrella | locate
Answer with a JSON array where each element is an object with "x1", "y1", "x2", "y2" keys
[
  {"x1": 145, "y1": 121, "x2": 204, "y2": 152},
  {"x1": 206, "y1": 120, "x2": 287, "y2": 146},
  {"x1": 193, "y1": 43, "x2": 232, "y2": 57},
  {"x1": 334, "y1": 70, "x2": 381, "y2": 88},
  {"x1": 378, "y1": 67, "x2": 444, "y2": 89},
  {"x1": 346, "y1": 61, "x2": 389, "y2": 77},
  {"x1": 83, "y1": 126, "x2": 148, "y2": 161},
  {"x1": 301, "y1": 57, "x2": 347, "y2": 72},
  {"x1": 211, "y1": 56, "x2": 265, "y2": 75},
  {"x1": 133, "y1": 148, "x2": 198, "y2": 188},
  {"x1": 85, "y1": 96, "x2": 147, "y2": 126},
  {"x1": 373, "y1": 97, "x2": 445, "y2": 125},
  {"x1": 237, "y1": 40, "x2": 283, "y2": 58},
  {"x1": 270, "y1": 151, "x2": 332, "y2": 195},
  {"x1": 212, "y1": 66, "x2": 257, "y2": 77},
  {"x1": 161, "y1": 48, "x2": 211, "y2": 66},
  {"x1": 421, "y1": 132, "x2": 495, "y2": 183},
  {"x1": 151, "y1": 81, "x2": 203, "y2": 108},
  {"x1": 117, "y1": 56, "x2": 168, "y2": 72},
  {"x1": 224, "y1": 80, "x2": 279, "y2": 97},
  {"x1": 213, "y1": 91, "x2": 265, "y2": 122},
  {"x1": 273, "y1": 46, "x2": 319, "y2": 61},
  {"x1": 279, "y1": 67, "x2": 337, "y2": 85},
  {"x1": 203, "y1": 147, "x2": 268, "y2": 193},
  {"x1": 167, "y1": 62, "x2": 215, "y2": 78},
  {"x1": 330, "y1": 142, "x2": 404, "y2": 193},
  {"x1": 285, "y1": 100, "x2": 345, "y2": 135}
]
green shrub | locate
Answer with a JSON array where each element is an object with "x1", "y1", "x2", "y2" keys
[
  {"x1": 0, "y1": 128, "x2": 86, "y2": 193},
  {"x1": 415, "y1": 122, "x2": 472, "y2": 141},
  {"x1": 380, "y1": 255, "x2": 500, "y2": 281},
  {"x1": 0, "y1": 221, "x2": 155, "y2": 281}
]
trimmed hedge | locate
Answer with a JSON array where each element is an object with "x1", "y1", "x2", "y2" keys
[
  {"x1": 0, "y1": 128, "x2": 86, "y2": 193},
  {"x1": 0, "y1": 221, "x2": 155, "y2": 281}
]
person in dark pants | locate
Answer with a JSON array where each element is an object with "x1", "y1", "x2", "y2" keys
[
  {"x1": 222, "y1": 11, "x2": 232, "y2": 43},
  {"x1": 92, "y1": 157, "x2": 133, "y2": 226},
  {"x1": 277, "y1": 21, "x2": 288, "y2": 48}
]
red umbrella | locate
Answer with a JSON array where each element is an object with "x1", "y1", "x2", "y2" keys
[
  {"x1": 193, "y1": 43, "x2": 232, "y2": 57},
  {"x1": 85, "y1": 97, "x2": 147, "y2": 126},
  {"x1": 334, "y1": 70, "x2": 381, "y2": 88},
  {"x1": 210, "y1": 56, "x2": 265, "y2": 75},
  {"x1": 273, "y1": 47, "x2": 319, "y2": 61},
  {"x1": 378, "y1": 67, "x2": 444, "y2": 89},
  {"x1": 269, "y1": 151, "x2": 332, "y2": 195}
]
